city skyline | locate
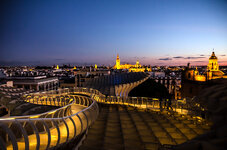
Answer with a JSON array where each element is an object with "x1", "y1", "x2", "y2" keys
[{"x1": 1, "y1": 0, "x2": 227, "y2": 66}]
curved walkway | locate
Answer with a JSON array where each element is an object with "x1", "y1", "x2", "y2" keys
[
  {"x1": 0, "y1": 87, "x2": 211, "y2": 150},
  {"x1": 79, "y1": 104, "x2": 210, "y2": 150},
  {"x1": 0, "y1": 90, "x2": 99, "y2": 150}
]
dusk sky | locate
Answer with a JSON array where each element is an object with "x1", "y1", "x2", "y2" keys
[{"x1": 1, "y1": 0, "x2": 227, "y2": 66}]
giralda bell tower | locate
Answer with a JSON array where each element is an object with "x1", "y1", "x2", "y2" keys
[{"x1": 116, "y1": 54, "x2": 121, "y2": 69}]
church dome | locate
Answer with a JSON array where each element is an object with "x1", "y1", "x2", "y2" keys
[
  {"x1": 212, "y1": 71, "x2": 224, "y2": 76},
  {"x1": 209, "y1": 52, "x2": 217, "y2": 59}
]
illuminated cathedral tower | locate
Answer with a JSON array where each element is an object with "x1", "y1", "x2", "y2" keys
[
  {"x1": 116, "y1": 54, "x2": 121, "y2": 69},
  {"x1": 135, "y1": 60, "x2": 141, "y2": 68},
  {"x1": 207, "y1": 51, "x2": 219, "y2": 71},
  {"x1": 206, "y1": 51, "x2": 225, "y2": 80}
]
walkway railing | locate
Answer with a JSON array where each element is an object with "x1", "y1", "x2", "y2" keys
[
  {"x1": 39, "y1": 87, "x2": 206, "y2": 121},
  {"x1": 0, "y1": 87, "x2": 207, "y2": 150},
  {"x1": 66, "y1": 87, "x2": 206, "y2": 120},
  {"x1": 30, "y1": 87, "x2": 208, "y2": 124},
  {"x1": 0, "y1": 89, "x2": 99, "y2": 150}
]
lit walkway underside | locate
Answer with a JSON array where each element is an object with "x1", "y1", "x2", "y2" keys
[{"x1": 80, "y1": 104, "x2": 210, "y2": 150}]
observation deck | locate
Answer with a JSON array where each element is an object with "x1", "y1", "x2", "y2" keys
[{"x1": 0, "y1": 87, "x2": 213, "y2": 150}]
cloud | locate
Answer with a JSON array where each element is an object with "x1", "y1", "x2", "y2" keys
[
  {"x1": 172, "y1": 56, "x2": 207, "y2": 59},
  {"x1": 132, "y1": 56, "x2": 147, "y2": 59},
  {"x1": 193, "y1": 61, "x2": 206, "y2": 62},
  {"x1": 173, "y1": 56, "x2": 184, "y2": 59},
  {"x1": 159, "y1": 57, "x2": 172, "y2": 61},
  {"x1": 121, "y1": 61, "x2": 135, "y2": 64},
  {"x1": 220, "y1": 55, "x2": 226, "y2": 56},
  {"x1": 184, "y1": 56, "x2": 206, "y2": 59}
]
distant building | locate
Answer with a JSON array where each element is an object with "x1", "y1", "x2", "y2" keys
[
  {"x1": 184, "y1": 51, "x2": 227, "y2": 82},
  {"x1": 53, "y1": 65, "x2": 62, "y2": 72},
  {"x1": 113, "y1": 54, "x2": 151, "y2": 72},
  {"x1": 0, "y1": 69, "x2": 6, "y2": 78},
  {"x1": 56, "y1": 65, "x2": 59, "y2": 70},
  {"x1": 181, "y1": 51, "x2": 227, "y2": 98},
  {"x1": 6, "y1": 76, "x2": 59, "y2": 91},
  {"x1": 151, "y1": 72, "x2": 166, "y2": 78},
  {"x1": 74, "y1": 70, "x2": 110, "y2": 87}
]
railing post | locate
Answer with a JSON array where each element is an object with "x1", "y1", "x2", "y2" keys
[
  {"x1": 15, "y1": 120, "x2": 29, "y2": 150},
  {"x1": 181, "y1": 103, "x2": 183, "y2": 113},
  {"x1": 153, "y1": 99, "x2": 155, "y2": 108},
  {"x1": 141, "y1": 97, "x2": 143, "y2": 108},
  {"x1": 82, "y1": 112, "x2": 89, "y2": 130},
  {"x1": 146, "y1": 98, "x2": 148, "y2": 109},
  {"x1": 52, "y1": 119, "x2": 60, "y2": 147},
  {"x1": 134, "y1": 98, "x2": 135, "y2": 107},
  {"x1": 0, "y1": 123, "x2": 18, "y2": 150},
  {"x1": 28, "y1": 120, "x2": 40, "y2": 150},
  {"x1": 69, "y1": 116, "x2": 77, "y2": 138},
  {"x1": 62, "y1": 118, "x2": 69, "y2": 143},
  {"x1": 42, "y1": 119, "x2": 51, "y2": 150},
  {"x1": 76, "y1": 114, "x2": 83, "y2": 135}
]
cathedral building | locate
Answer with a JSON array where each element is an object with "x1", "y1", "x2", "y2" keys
[
  {"x1": 184, "y1": 51, "x2": 226, "y2": 82},
  {"x1": 113, "y1": 54, "x2": 151, "y2": 72},
  {"x1": 181, "y1": 51, "x2": 227, "y2": 98}
]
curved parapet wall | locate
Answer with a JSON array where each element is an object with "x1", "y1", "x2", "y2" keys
[
  {"x1": 115, "y1": 76, "x2": 149, "y2": 97},
  {"x1": 85, "y1": 72, "x2": 149, "y2": 96},
  {"x1": 0, "y1": 89, "x2": 99, "y2": 150}
]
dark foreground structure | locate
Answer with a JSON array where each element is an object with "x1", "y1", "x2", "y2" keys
[{"x1": 0, "y1": 82, "x2": 226, "y2": 150}]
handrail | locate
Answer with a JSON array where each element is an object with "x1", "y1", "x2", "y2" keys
[
  {"x1": 31, "y1": 87, "x2": 206, "y2": 121},
  {"x1": 65, "y1": 87, "x2": 205, "y2": 117},
  {"x1": 0, "y1": 87, "x2": 207, "y2": 150},
  {"x1": 0, "y1": 98, "x2": 74, "y2": 120},
  {"x1": 0, "y1": 88, "x2": 99, "y2": 150}
]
